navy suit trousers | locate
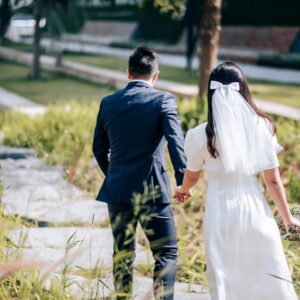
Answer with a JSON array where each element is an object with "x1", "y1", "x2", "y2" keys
[{"x1": 108, "y1": 203, "x2": 178, "y2": 300}]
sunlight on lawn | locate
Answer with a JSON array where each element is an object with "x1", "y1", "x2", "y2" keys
[
  {"x1": 0, "y1": 60, "x2": 115, "y2": 104},
  {"x1": 64, "y1": 53, "x2": 300, "y2": 108}
]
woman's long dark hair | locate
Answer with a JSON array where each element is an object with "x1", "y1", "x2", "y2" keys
[{"x1": 206, "y1": 62, "x2": 276, "y2": 158}]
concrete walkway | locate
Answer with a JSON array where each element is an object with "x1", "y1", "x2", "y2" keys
[
  {"x1": 41, "y1": 38, "x2": 300, "y2": 85},
  {"x1": 255, "y1": 99, "x2": 300, "y2": 120},
  {"x1": 0, "y1": 88, "x2": 46, "y2": 116},
  {"x1": 61, "y1": 33, "x2": 262, "y2": 62},
  {"x1": 0, "y1": 46, "x2": 299, "y2": 121}
]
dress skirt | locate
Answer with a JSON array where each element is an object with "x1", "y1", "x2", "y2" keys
[{"x1": 204, "y1": 174, "x2": 298, "y2": 300}]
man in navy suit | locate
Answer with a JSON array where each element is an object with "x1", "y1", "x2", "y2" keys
[{"x1": 93, "y1": 47, "x2": 186, "y2": 299}]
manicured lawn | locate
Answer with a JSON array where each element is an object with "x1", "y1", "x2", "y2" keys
[
  {"x1": 64, "y1": 53, "x2": 300, "y2": 108},
  {"x1": 64, "y1": 53, "x2": 199, "y2": 84},
  {"x1": 0, "y1": 59, "x2": 115, "y2": 104},
  {"x1": 1, "y1": 52, "x2": 299, "y2": 109}
]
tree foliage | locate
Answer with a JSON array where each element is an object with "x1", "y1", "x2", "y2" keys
[
  {"x1": 152, "y1": 0, "x2": 185, "y2": 17},
  {"x1": 154, "y1": 0, "x2": 222, "y2": 102}
]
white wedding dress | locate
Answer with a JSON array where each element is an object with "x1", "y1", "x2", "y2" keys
[{"x1": 184, "y1": 122, "x2": 298, "y2": 300}]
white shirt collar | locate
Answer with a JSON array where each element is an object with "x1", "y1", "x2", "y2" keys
[{"x1": 130, "y1": 79, "x2": 153, "y2": 87}]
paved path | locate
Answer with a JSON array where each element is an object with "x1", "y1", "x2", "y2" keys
[
  {"x1": 42, "y1": 39, "x2": 300, "y2": 85},
  {"x1": 0, "y1": 146, "x2": 209, "y2": 299},
  {"x1": 255, "y1": 99, "x2": 300, "y2": 120},
  {"x1": 0, "y1": 87, "x2": 46, "y2": 116},
  {"x1": 0, "y1": 46, "x2": 299, "y2": 121},
  {"x1": 61, "y1": 33, "x2": 262, "y2": 61}
]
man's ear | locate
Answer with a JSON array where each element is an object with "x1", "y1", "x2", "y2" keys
[
  {"x1": 153, "y1": 69, "x2": 160, "y2": 81},
  {"x1": 128, "y1": 69, "x2": 133, "y2": 80}
]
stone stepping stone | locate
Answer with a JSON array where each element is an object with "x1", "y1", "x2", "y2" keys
[
  {"x1": 0, "y1": 148, "x2": 108, "y2": 225},
  {"x1": 4, "y1": 198, "x2": 108, "y2": 225},
  {"x1": 48, "y1": 273, "x2": 209, "y2": 300},
  {"x1": 8, "y1": 227, "x2": 153, "y2": 271},
  {"x1": 132, "y1": 276, "x2": 209, "y2": 300}
]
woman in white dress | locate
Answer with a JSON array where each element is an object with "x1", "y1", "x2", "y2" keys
[{"x1": 175, "y1": 62, "x2": 299, "y2": 300}]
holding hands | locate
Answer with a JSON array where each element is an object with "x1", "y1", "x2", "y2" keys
[
  {"x1": 173, "y1": 186, "x2": 192, "y2": 203},
  {"x1": 173, "y1": 170, "x2": 201, "y2": 203}
]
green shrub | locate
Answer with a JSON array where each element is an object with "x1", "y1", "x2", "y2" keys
[
  {"x1": 177, "y1": 97, "x2": 206, "y2": 133},
  {"x1": 274, "y1": 117, "x2": 300, "y2": 204},
  {"x1": 0, "y1": 101, "x2": 98, "y2": 166},
  {"x1": 257, "y1": 53, "x2": 300, "y2": 71},
  {"x1": 136, "y1": 0, "x2": 184, "y2": 44}
]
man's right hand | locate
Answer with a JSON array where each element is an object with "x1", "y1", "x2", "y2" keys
[{"x1": 173, "y1": 186, "x2": 192, "y2": 203}]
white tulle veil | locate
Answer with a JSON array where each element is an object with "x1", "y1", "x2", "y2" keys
[{"x1": 210, "y1": 80, "x2": 282, "y2": 175}]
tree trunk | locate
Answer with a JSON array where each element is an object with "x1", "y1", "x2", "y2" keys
[
  {"x1": 32, "y1": 0, "x2": 43, "y2": 79},
  {"x1": 0, "y1": 0, "x2": 12, "y2": 43},
  {"x1": 198, "y1": 0, "x2": 222, "y2": 101}
]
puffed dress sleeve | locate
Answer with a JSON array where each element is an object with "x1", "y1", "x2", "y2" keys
[{"x1": 184, "y1": 128, "x2": 206, "y2": 172}]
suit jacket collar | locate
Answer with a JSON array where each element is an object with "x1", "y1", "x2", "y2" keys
[{"x1": 127, "y1": 80, "x2": 152, "y2": 89}]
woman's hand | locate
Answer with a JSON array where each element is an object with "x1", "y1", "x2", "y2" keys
[
  {"x1": 282, "y1": 216, "x2": 300, "y2": 240},
  {"x1": 282, "y1": 216, "x2": 300, "y2": 241},
  {"x1": 285, "y1": 216, "x2": 300, "y2": 229},
  {"x1": 173, "y1": 170, "x2": 200, "y2": 203},
  {"x1": 173, "y1": 186, "x2": 192, "y2": 203}
]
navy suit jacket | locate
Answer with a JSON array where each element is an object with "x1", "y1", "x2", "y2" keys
[{"x1": 92, "y1": 81, "x2": 187, "y2": 205}]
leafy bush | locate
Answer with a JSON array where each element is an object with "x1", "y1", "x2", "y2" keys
[
  {"x1": 274, "y1": 117, "x2": 300, "y2": 204},
  {"x1": 177, "y1": 97, "x2": 206, "y2": 133},
  {"x1": 0, "y1": 102, "x2": 97, "y2": 166},
  {"x1": 136, "y1": 0, "x2": 184, "y2": 44}
]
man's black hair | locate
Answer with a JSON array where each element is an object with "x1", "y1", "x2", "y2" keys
[{"x1": 128, "y1": 47, "x2": 158, "y2": 79}]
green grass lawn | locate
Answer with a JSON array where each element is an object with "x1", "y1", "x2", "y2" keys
[
  {"x1": 1, "y1": 40, "x2": 300, "y2": 108},
  {"x1": 1, "y1": 53, "x2": 300, "y2": 109},
  {"x1": 64, "y1": 53, "x2": 300, "y2": 108},
  {"x1": 0, "y1": 59, "x2": 115, "y2": 104},
  {"x1": 64, "y1": 52, "x2": 199, "y2": 85}
]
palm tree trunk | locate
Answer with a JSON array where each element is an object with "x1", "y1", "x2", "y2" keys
[
  {"x1": 198, "y1": 0, "x2": 222, "y2": 100},
  {"x1": 32, "y1": 0, "x2": 43, "y2": 79}
]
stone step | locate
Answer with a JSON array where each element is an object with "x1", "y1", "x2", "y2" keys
[
  {"x1": 8, "y1": 227, "x2": 152, "y2": 271},
  {"x1": 0, "y1": 147, "x2": 108, "y2": 225},
  {"x1": 45, "y1": 273, "x2": 209, "y2": 300}
]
